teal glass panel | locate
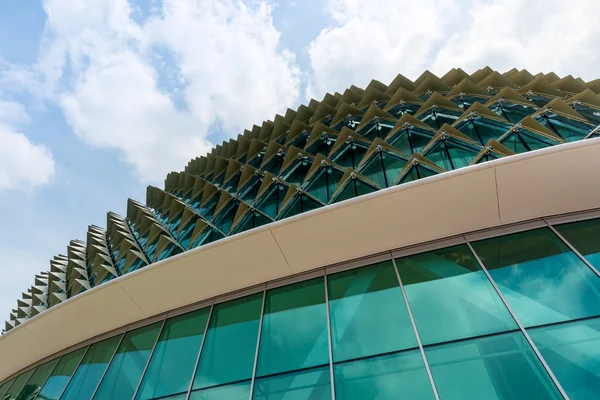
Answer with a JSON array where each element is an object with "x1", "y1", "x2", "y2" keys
[
  {"x1": 396, "y1": 244, "x2": 517, "y2": 345},
  {"x1": 538, "y1": 115, "x2": 592, "y2": 142},
  {"x1": 61, "y1": 335, "x2": 121, "y2": 400},
  {"x1": 471, "y1": 228, "x2": 600, "y2": 327},
  {"x1": 252, "y1": 366, "x2": 331, "y2": 400},
  {"x1": 255, "y1": 184, "x2": 287, "y2": 219},
  {"x1": 330, "y1": 143, "x2": 367, "y2": 169},
  {"x1": 136, "y1": 308, "x2": 210, "y2": 400},
  {"x1": 230, "y1": 210, "x2": 272, "y2": 235},
  {"x1": 332, "y1": 178, "x2": 378, "y2": 204},
  {"x1": 93, "y1": 322, "x2": 162, "y2": 400},
  {"x1": 426, "y1": 331, "x2": 561, "y2": 400},
  {"x1": 277, "y1": 194, "x2": 323, "y2": 220},
  {"x1": 327, "y1": 261, "x2": 417, "y2": 362},
  {"x1": 256, "y1": 278, "x2": 329, "y2": 376},
  {"x1": 193, "y1": 293, "x2": 262, "y2": 390},
  {"x1": 36, "y1": 347, "x2": 86, "y2": 400},
  {"x1": 358, "y1": 157, "x2": 386, "y2": 188},
  {"x1": 280, "y1": 158, "x2": 311, "y2": 186},
  {"x1": 13, "y1": 358, "x2": 58, "y2": 400},
  {"x1": 396, "y1": 164, "x2": 439, "y2": 185},
  {"x1": 303, "y1": 167, "x2": 344, "y2": 204},
  {"x1": 554, "y1": 218, "x2": 600, "y2": 268},
  {"x1": 190, "y1": 381, "x2": 251, "y2": 400},
  {"x1": 3, "y1": 369, "x2": 34, "y2": 400},
  {"x1": 455, "y1": 119, "x2": 510, "y2": 145},
  {"x1": 491, "y1": 103, "x2": 537, "y2": 124},
  {"x1": 334, "y1": 349, "x2": 435, "y2": 400},
  {"x1": 0, "y1": 380, "x2": 14, "y2": 399},
  {"x1": 388, "y1": 129, "x2": 433, "y2": 155},
  {"x1": 530, "y1": 317, "x2": 600, "y2": 400}
]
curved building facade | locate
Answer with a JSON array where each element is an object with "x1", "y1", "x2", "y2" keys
[{"x1": 2, "y1": 67, "x2": 600, "y2": 399}]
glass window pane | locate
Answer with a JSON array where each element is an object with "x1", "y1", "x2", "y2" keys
[
  {"x1": 396, "y1": 244, "x2": 516, "y2": 345},
  {"x1": 0, "y1": 380, "x2": 15, "y2": 399},
  {"x1": 190, "y1": 381, "x2": 251, "y2": 400},
  {"x1": 37, "y1": 347, "x2": 86, "y2": 400},
  {"x1": 426, "y1": 331, "x2": 561, "y2": 400},
  {"x1": 3, "y1": 369, "x2": 35, "y2": 400},
  {"x1": 193, "y1": 293, "x2": 262, "y2": 390},
  {"x1": 136, "y1": 308, "x2": 210, "y2": 400},
  {"x1": 252, "y1": 366, "x2": 331, "y2": 400},
  {"x1": 334, "y1": 349, "x2": 435, "y2": 400},
  {"x1": 256, "y1": 278, "x2": 329, "y2": 377},
  {"x1": 327, "y1": 261, "x2": 417, "y2": 362},
  {"x1": 14, "y1": 358, "x2": 59, "y2": 400},
  {"x1": 93, "y1": 322, "x2": 162, "y2": 400},
  {"x1": 554, "y1": 218, "x2": 600, "y2": 268},
  {"x1": 471, "y1": 228, "x2": 600, "y2": 327},
  {"x1": 61, "y1": 335, "x2": 121, "y2": 400},
  {"x1": 529, "y1": 317, "x2": 600, "y2": 400}
]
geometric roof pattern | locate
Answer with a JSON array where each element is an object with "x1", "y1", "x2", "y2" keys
[{"x1": 5, "y1": 67, "x2": 600, "y2": 333}]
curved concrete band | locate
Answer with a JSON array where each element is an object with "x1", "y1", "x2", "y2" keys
[{"x1": 2, "y1": 136, "x2": 600, "y2": 381}]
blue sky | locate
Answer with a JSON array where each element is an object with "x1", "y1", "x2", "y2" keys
[{"x1": 1, "y1": 0, "x2": 599, "y2": 324}]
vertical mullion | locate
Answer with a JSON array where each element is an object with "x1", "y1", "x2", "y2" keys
[
  {"x1": 323, "y1": 274, "x2": 336, "y2": 399},
  {"x1": 391, "y1": 257, "x2": 440, "y2": 400},
  {"x1": 464, "y1": 239, "x2": 570, "y2": 400},
  {"x1": 248, "y1": 285, "x2": 267, "y2": 400},
  {"x1": 544, "y1": 219, "x2": 600, "y2": 279},
  {"x1": 50, "y1": 345, "x2": 90, "y2": 400},
  {"x1": 185, "y1": 301, "x2": 215, "y2": 400},
  {"x1": 131, "y1": 318, "x2": 167, "y2": 400},
  {"x1": 89, "y1": 333, "x2": 126, "y2": 400}
]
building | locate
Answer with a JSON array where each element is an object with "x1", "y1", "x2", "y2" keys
[{"x1": 1, "y1": 67, "x2": 600, "y2": 399}]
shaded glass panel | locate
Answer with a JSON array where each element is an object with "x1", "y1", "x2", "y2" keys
[
  {"x1": 530, "y1": 317, "x2": 600, "y2": 400},
  {"x1": 136, "y1": 308, "x2": 210, "y2": 400},
  {"x1": 388, "y1": 129, "x2": 434, "y2": 155},
  {"x1": 190, "y1": 381, "x2": 251, "y2": 400},
  {"x1": 471, "y1": 228, "x2": 600, "y2": 327},
  {"x1": 303, "y1": 167, "x2": 344, "y2": 204},
  {"x1": 277, "y1": 194, "x2": 323, "y2": 220},
  {"x1": 61, "y1": 335, "x2": 121, "y2": 400},
  {"x1": 93, "y1": 322, "x2": 162, "y2": 400},
  {"x1": 330, "y1": 143, "x2": 368, "y2": 169},
  {"x1": 14, "y1": 358, "x2": 58, "y2": 400},
  {"x1": 256, "y1": 278, "x2": 329, "y2": 376},
  {"x1": 396, "y1": 244, "x2": 517, "y2": 345},
  {"x1": 327, "y1": 261, "x2": 417, "y2": 362},
  {"x1": 539, "y1": 114, "x2": 592, "y2": 142},
  {"x1": 455, "y1": 119, "x2": 510, "y2": 145},
  {"x1": 334, "y1": 349, "x2": 434, "y2": 400},
  {"x1": 427, "y1": 331, "x2": 561, "y2": 400},
  {"x1": 396, "y1": 164, "x2": 439, "y2": 185},
  {"x1": 491, "y1": 103, "x2": 537, "y2": 124},
  {"x1": 0, "y1": 380, "x2": 15, "y2": 399},
  {"x1": 193, "y1": 293, "x2": 262, "y2": 390},
  {"x1": 554, "y1": 218, "x2": 600, "y2": 268},
  {"x1": 332, "y1": 178, "x2": 378, "y2": 204},
  {"x1": 37, "y1": 347, "x2": 86, "y2": 400},
  {"x1": 3, "y1": 369, "x2": 34, "y2": 400},
  {"x1": 252, "y1": 366, "x2": 331, "y2": 400}
]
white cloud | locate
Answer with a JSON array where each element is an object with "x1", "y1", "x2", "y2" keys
[
  {"x1": 307, "y1": 0, "x2": 600, "y2": 99},
  {"x1": 39, "y1": 0, "x2": 301, "y2": 182},
  {"x1": 0, "y1": 101, "x2": 56, "y2": 191}
]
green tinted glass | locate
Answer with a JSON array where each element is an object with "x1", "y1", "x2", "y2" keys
[
  {"x1": 252, "y1": 366, "x2": 331, "y2": 400},
  {"x1": 13, "y1": 358, "x2": 58, "y2": 400},
  {"x1": 194, "y1": 293, "x2": 262, "y2": 390},
  {"x1": 529, "y1": 317, "x2": 600, "y2": 400},
  {"x1": 0, "y1": 380, "x2": 14, "y2": 398},
  {"x1": 554, "y1": 218, "x2": 600, "y2": 268},
  {"x1": 93, "y1": 322, "x2": 162, "y2": 400},
  {"x1": 256, "y1": 278, "x2": 329, "y2": 376},
  {"x1": 327, "y1": 261, "x2": 417, "y2": 361},
  {"x1": 3, "y1": 369, "x2": 34, "y2": 400},
  {"x1": 190, "y1": 381, "x2": 251, "y2": 400},
  {"x1": 334, "y1": 349, "x2": 435, "y2": 400},
  {"x1": 396, "y1": 244, "x2": 516, "y2": 345},
  {"x1": 136, "y1": 308, "x2": 210, "y2": 400},
  {"x1": 36, "y1": 347, "x2": 86, "y2": 400},
  {"x1": 471, "y1": 228, "x2": 600, "y2": 327},
  {"x1": 426, "y1": 331, "x2": 561, "y2": 400},
  {"x1": 60, "y1": 335, "x2": 121, "y2": 400}
]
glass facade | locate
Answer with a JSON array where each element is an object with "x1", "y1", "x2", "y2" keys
[{"x1": 5, "y1": 215, "x2": 600, "y2": 399}]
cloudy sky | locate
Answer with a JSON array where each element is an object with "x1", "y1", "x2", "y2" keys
[{"x1": 1, "y1": 0, "x2": 599, "y2": 323}]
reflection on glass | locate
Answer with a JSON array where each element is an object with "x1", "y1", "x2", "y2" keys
[
  {"x1": 530, "y1": 317, "x2": 600, "y2": 400},
  {"x1": 194, "y1": 293, "x2": 262, "y2": 390},
  {"x1": 3, "y1": 369, "x2": 34, "y2": 400},
  {"x1": 334, "y1": 349, "x2": 435, "y2": 400},
  {"x1": 0, "y1": 380, "x2": 14, "y2": 399},
  {"x1": 60, "y1": 335, "x2": 121, "y2": 400},
  {"x1": 327, "y1": 261, "x2": 417, "y2": 361},
  {"x1": 14, "y1": 358, "x2": 58, "y2": 400},
  {"x1": 93, "y1": 322, "x2": 162, "y2": 400},
  {"x1": 36, "y1": 347, "x2": 86, "y2": 400},
  {"x1": 471, "y1": 228, "x2": 600, "y2": 327},
  {"x1": 426, "y1": 331, "x2": 561, "y2": 400},
  {"x1": 136, "y1": 308, "x2": 210, "y2": 400},
  {"x1": 396, "y1": 244, "x2": 516, "y2": 345},
  {"x1": 256, "y1": 278, "x2": 329, "y2": 377},
  {"x1": 190, "y1": 381, "x2": 251, "y2": 400},
  {"x1": 252, "y1": 366, "x2": 331, "y2": 400},
  {"x1": 554, "y1": 218, "x2": 600, "y2": 268}
]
